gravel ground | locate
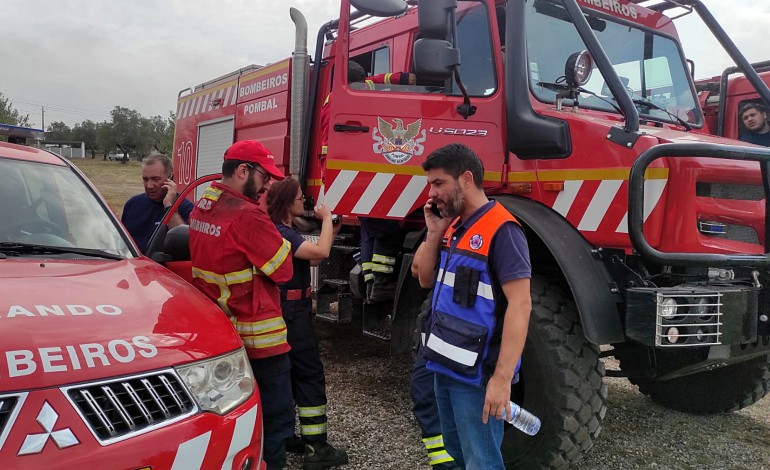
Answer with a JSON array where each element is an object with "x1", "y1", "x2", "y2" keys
[{"x1": 286, "y1": 318, "x2": 770, "y2": 470}]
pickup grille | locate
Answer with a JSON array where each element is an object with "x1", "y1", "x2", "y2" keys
[
  {"x1": 65, "y1": 371, "x2": 196, "y2": 444},
  {"x1": 0, "y1": 394, "x2": 21, "y2": 442},
  {"x1": 696, "y1": 182, "x2": 764, "y2": 201}
]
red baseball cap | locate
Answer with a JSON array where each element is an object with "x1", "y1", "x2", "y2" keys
[{"x1": 224, "y1": 140, "x2": 284, "y2": 180}]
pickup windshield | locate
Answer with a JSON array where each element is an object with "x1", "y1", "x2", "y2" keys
[
  {"x1": 0, "y1": 157, "x2": 132, "y2": 258},
  {"x1": 526, "y1": 0, "x2": 702, "y2": 127}
]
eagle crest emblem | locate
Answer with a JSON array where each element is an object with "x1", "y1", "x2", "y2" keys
[{"x1": 372, "y1": 117, "x2": 427, "y2": 164}]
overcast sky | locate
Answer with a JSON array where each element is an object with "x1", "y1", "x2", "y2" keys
[{"x1": 1, "y1": 1, "x2": 768, "y2": 129}]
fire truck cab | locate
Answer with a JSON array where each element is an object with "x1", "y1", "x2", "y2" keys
[{"x1": 168, "y1": 0, "x2": 770, "y2": 467}]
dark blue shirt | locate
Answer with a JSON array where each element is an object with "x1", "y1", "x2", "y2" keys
[
  {"x1": 739, "y1": 131, "x2": 770, "y2": 147},
  {"x1": 448, "y1": 200, "x2": 531, "y2": 285},
  {"x1": 276, "y1": 223, "x2": 312, "y2": 292},
  {"x1": 121, "y1": 193, "x2": 194, "y2": 254}
]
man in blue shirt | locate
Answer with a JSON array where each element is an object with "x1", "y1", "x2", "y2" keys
[
  {"x1": 738, "y1": 103, "x2": 770, "y2": 147},
  {"x1": 121, "y1": 154, "x2": 194, "y2": 253},
  {"x1": 414, "y1": 143, "x2": 531, "y2": 470}
]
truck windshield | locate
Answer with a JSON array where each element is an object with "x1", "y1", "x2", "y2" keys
[
  {"x1": 0, "y1": 157, "x2": 133, "y2": 258},
  {"x1": 526, "y1": 1, "x2": 702, "y2": 127}
]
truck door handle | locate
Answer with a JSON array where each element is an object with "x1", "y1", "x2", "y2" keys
[{"x1": 334, "y1": 124, "x2": 369, "y2": 132}]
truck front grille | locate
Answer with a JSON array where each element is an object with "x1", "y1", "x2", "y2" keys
[
  {"x1": 64, "y1": 370, "x2": 197, "y2": 444},
  {"x1": 696, "y1": 182, "x2": 764, "y2": 201}
]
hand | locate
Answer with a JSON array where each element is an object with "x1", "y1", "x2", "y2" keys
[
  {"x1": 482, "y1": 374, "x2": 511, "y2": 424},
  {"x1": 162, "y1": 178, "x2": 178, "y2": 208},
  {"x1": 423, "y1": 199, "x2": 450, "y2": 235},
  {"x1": 314, "y1": 203, "x2": 332, "y2": 221},
  {"x1": 408, "y1": 73, "x2": 417, "y2": 85}
]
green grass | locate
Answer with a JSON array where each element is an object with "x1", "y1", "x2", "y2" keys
[{"x1": 70, "y1": 158, "x2": 144, "y2": 218}]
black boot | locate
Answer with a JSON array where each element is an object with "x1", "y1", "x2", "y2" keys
[
  {"x1": 303, "y1": 442, "x2": 349, "y2": 470},
  {"x1": 369, "y1": 273, "x2": 396, "y2": 303},
  {"x1": 285, "y1": 434, "x2": 305, "y2": 454}
]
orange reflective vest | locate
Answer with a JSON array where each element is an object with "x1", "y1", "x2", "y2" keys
[{"x1": 189, "y1": 182, "x2": 293, "y2": 359}]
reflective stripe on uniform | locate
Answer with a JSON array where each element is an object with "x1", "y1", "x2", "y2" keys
[
  {"x1": 383, "y1": 73, "x2": 394, "y2": 84},
  {"x1": 233, "y1": 316, "x2": 287, "y2": 335},
  {"x1": 372, "y1": 254, "x2": 395, "y2": 266},
  {"x1": 201, "y1": 186, "x2": 223, "y2": 201},
  {"x1": 370, "y1": 263, "x2": 393, "y2": 274},
  {"x1": 321, "y1": 145, "x2": 328, "y2": 155},
  {"x1": 260, "y1": 238, "x2": 291, "y2": 276},
  {"x1": 300, "y1": 423, "x2": 327, "y2": 436},
  {"x1": 363, "y1": 80, "x2": 376, "y2": 90},
  {"x1": 298, "y1": 405, "x2": 326, "y2": 418},
  {"x1": 364, "y1": 273, "x2": 375, "y2": 282},
  {"x1": 241, "y1": 329, "x2": 288, "y2": 350},
  {"x1": 192, "y1": 266, "x2": 257, "y2": 315},
  {"x1": 428, "y1": 450, "x2": 453, "y2": 465},
  {"x1": 422, "y1": 435, "x2": 445, "y2": 450}
]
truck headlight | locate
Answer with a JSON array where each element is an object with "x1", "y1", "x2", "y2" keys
[{"x1": 175, "y1": 348, "x2": 255, "y2": 415}]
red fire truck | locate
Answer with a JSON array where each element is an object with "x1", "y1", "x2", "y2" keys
[
  {"x1": 0, "y1": 142, "x2": 264, "y2": 469},
  {"x1": 164, "y1": 0, "x2": 770, "y2": 467}
]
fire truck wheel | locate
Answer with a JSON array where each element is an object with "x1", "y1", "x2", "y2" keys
[
  {"x1": 631, "y1": 354, "x2": 770, "y2": 414},
  {"x1": 502, "y1": 276, "x2": 607, "y2": 469}
]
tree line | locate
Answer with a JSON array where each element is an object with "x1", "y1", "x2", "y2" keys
[{"x1": 1, "y1": 93, "x2": 175, "y2": 160}]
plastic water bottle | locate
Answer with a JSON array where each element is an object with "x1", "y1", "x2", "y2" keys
[{"x1": 501, "y1": 401, "x2": 541, "y2": 436}]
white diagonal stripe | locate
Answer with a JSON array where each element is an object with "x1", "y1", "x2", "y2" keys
[
  {"x1": 578, "y1": 180, "x2": 623, "y2": 231},
  {"x1": 186, "y1": 97, "x2": 198, "y2": 118},
  {"x1": 551, "y1": 180, "x2": 583, "y2": 217},
  {"x1": 437, "y1": 268, "x2": 494, "y2": 300},
  {"x1": 221, "y1": 404, "x2": 258, "y2": 470},
  {"x1": 230, "y1": 85, "x2": 239, "y2": 105},
  {"x1": 182, "y1": 99, "x2": 192, "y2": 118},
  {"x1": 426, "y1": 333, "x2": 478, "y2": 367},
  {"x1": 388, "y1": 175, "x2": 428, "y2": 217},
  {"x1": 616, "y1": 179, "x2": 668, "y2": 233},
  {"x1": 196, "y1": 93, "x2": 209, "y2": 115},
  {"x1": 323, "y1": 170, "x2": 358, "y2": 211},
  {"x1": 223, "y1": 86, "x2": 232, "y2": 109},
  {"x1": 352, "y1": 173, "x2": 394, "y2": 214},
  {"x1": 171, "y1": 431, "x2": 211, "y2": 470}
]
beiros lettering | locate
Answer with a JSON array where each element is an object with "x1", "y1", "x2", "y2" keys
[
  {"x1": 189, "y1": 218, "x2": 222, "y2": 237},
  {"x1": 239, "y1": 72, "x2": 289, "y2": 98},
  {"x1": 579, "y1": 0, "x2": 638, "y2": 19},
  {"x1": 3, "y1": 336, "x2": 158, "y2": 377},
  {"x1": 243, "y1": 98, "x2": 278, "y2": 116},
  {"x1": 2, "y1": 304, "x2": 122, "y2": 319}
]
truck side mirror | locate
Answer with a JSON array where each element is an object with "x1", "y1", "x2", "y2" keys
[
  {"x1": 413, "y1": 38, "x2": 460, "y2": 81},
  {"x1": 417, "y1": 0, "x2": 456, "y2": 38},
  {"x1": 414, "y1": 0, "x2": 459, "y2": 82},
  {"x1": 350, "y1": 0, "x2": 408, "y2": 17}
]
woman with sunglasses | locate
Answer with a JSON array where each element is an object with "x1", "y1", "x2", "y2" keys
[{"x1": 266, "y1": 177, "x2": 348, "y2": 470}]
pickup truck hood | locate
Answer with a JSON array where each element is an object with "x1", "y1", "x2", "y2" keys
[{"x1": 0, "y1": 258, "x2": 241, "y2": 391}]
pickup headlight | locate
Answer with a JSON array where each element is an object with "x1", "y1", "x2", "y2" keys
[{"x1": 175, "y1": 348, "x2": 255, "y2": 415}]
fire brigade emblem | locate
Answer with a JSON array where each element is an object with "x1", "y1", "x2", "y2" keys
[
  {"x1": 469, "y1": 234, "x2": 483, "y2": 250},
  {"x1": 372, "y1": 117, "x2": 427, "y2": 164}
]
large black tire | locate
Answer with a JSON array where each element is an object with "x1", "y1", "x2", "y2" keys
[
  {"x1": 628, "y1": 353, "x2": 770, "y2": 414},
  {"x1": 502, "y1": 276, "x2": 607, "y2": 469}
]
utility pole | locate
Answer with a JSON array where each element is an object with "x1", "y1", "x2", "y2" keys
[{"x1": 41, "y1": 106, "x2": 45, "y2": 131}]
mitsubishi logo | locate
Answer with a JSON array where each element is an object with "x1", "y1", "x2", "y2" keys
[{"x1": 17, "y1": 401, "x2": 79, "y2": 456}]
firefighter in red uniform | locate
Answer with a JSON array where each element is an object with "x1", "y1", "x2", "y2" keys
[
  {"x1": 320, "y1": 61, "x2": 414, "y2": 302},
  {"x1": 189, "y1": 139, "x2": 294, "y2": 470}
]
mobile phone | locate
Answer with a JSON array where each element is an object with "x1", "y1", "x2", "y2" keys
[{"x1": 429, "y1": 202, "x2": 443, "y2": 219}]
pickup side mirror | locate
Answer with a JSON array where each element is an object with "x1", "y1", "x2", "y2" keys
[
  {"x1": 413, "y1": 38, "x2": 460, "y2": 81},
  {"x1": 350, "y1": 0, "x2": 408, "y2": 17}
]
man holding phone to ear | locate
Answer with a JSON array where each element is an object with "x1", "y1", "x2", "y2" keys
[{"x1": 121, "y1": 154, "x2": 194, "y2": 253}]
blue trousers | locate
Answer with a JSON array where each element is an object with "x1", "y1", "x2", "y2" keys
[
  {"x1": 250, "y1": 354, "x2": 294, "y2": 470},
  {"x1": 434, "y1": 373, "x2": 505, "y2": 470}
]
